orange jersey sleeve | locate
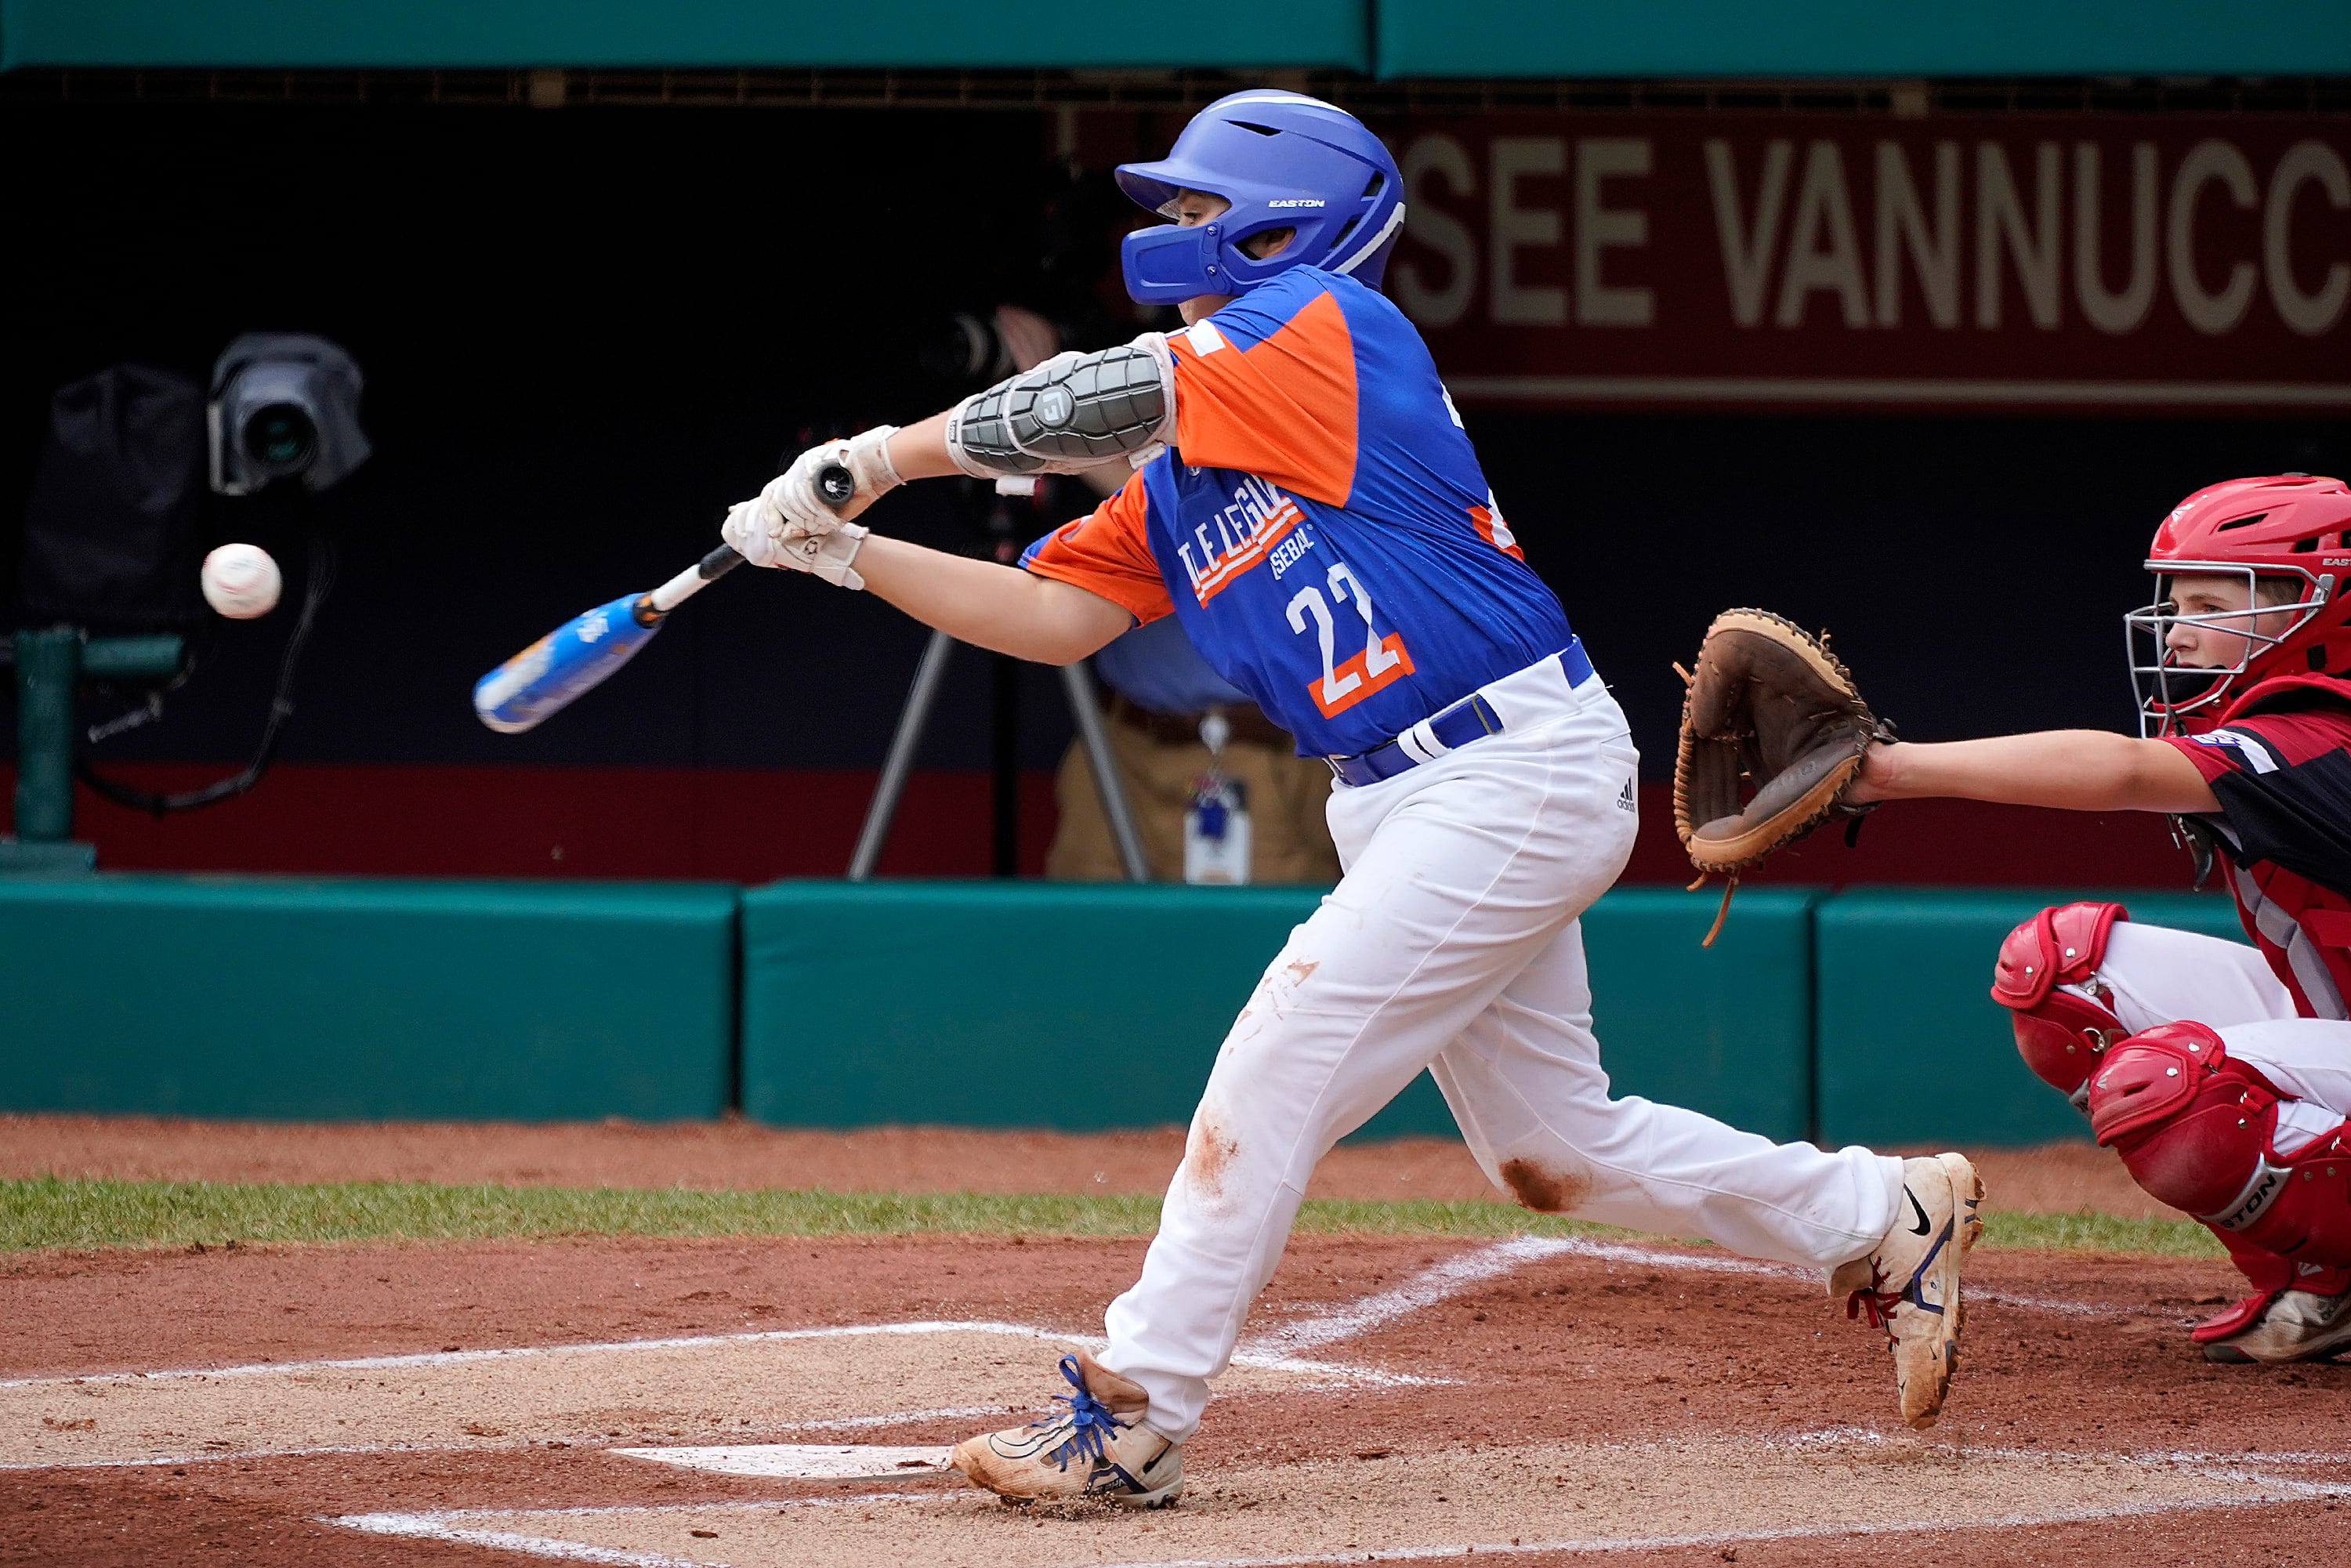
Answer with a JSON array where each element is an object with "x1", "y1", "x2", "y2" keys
[
  {"x1": 1018, "y1": 471, "x2": 1173, "y2": 625},
  {"x1": 1167, "y1": 286, "x2": 1359, "y2": 507}
]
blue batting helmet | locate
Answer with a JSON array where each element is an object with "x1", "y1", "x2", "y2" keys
[{"x1": 1115, "y1": 92, "x2": 1406, "y2": 306}]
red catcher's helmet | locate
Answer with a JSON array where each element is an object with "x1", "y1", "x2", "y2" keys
[{"x1": 2126, "y1": 474, "x2": 2351, "y2": 736}]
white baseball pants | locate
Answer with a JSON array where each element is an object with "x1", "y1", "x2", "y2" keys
[
  {"x1": 1098, "y1": 655, "x2": 1904, "y2": 1439},
  {"x1": 2069, "y1": 922, "x2": 2351, "y2": 1155}
]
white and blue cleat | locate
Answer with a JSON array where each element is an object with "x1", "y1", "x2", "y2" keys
[
  {"x1": 950, "y1": 1351, "x2": 1183, "y2": 1507},
  {"x1": 1831, "y1": 1152, "x2": 1985, "y2": 1429}
]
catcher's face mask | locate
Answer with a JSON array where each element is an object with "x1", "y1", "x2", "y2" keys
[
  {"x1": 2124, "y1": 566, "x2": 2327, "y2": 736},
  {"x1": 2125, "y1": 474, "x2": 2351, "y2": 737}
]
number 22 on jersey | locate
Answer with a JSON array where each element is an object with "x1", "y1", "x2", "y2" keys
[{"x1": 1288, "y1": 561, "x2": 1415, "y2": 719}]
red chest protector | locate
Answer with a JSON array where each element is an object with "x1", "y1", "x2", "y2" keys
[{"x1": 2198, "y1": 673, "x2": 2351, "y2": 1020}]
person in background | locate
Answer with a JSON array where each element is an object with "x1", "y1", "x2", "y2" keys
[{"x1": 1048, "y1": 611, "x2": 1342, "y2": 884}]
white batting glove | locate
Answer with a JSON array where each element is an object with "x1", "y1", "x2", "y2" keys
[
  {"x1": 722, "y1": 499, "x2": 788, "y2": 568},
  {"x1": 724, "y1": 424, "x2": 898, "y2": 585},
  {"x1": 723, "y1": 501, "x2": 870, "y2": 589},
  {"x1": 764, "y1": 425, "x2": 902, "y2": 540}
]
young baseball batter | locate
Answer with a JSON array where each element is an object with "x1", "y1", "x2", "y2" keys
[
  {"x1": 1848, "y1": 473, "x2": 2351, "y2": 1365},
  {"x1": 723, "y1": 91, "x2": 1980, "y2": 1504}
]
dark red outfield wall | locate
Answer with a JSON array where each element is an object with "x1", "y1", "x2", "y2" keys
[{"x1": 2, "y1": 764, "x2": 2197, "y2": 889}]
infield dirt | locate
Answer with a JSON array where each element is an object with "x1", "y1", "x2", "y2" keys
[{"x1": 3, "y1": 1121, "x2": 2342, "y2": 1566}]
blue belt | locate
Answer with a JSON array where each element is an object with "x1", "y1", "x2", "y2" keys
[{"x1": 1324, "y1": 639, "x2": 1594, "y2": 788}]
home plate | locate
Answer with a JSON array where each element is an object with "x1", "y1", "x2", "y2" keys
[{"x1": 614, "y1": 1443, "x2": 954, "y2": 1480}]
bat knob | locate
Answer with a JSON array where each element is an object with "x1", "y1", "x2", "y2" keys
[{"x1": 817, "y1": 464, "x2": 856, "y2": 509}]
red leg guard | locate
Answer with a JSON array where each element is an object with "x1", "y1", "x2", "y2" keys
[
  {"x1": 2089, "y1": 1022, "x2": 2351, "y2": 1272},
  {"x1": 1991, "y1": 901, "x2": 2131, "y2": 1105},
  {"x1": 2216, "y1": 1229, "x2": 2298, "y2": 1295}
]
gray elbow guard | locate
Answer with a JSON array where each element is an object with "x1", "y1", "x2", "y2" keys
[{"x1": 945, "y1": 339, "x2": 1175, "y2": 479}]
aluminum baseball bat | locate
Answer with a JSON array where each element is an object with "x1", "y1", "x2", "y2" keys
[{"x1": 473, "y1": 463, "x2": 853, "y2": 734}]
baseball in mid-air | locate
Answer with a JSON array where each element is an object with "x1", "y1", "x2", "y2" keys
[{"x1": 201, "y1": 543, "x2": 282, "y2": 619}]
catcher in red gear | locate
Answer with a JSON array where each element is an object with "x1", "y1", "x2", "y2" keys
[{"x1": 1850, "y1": 473, "x2": 2351, "y2": 1364}]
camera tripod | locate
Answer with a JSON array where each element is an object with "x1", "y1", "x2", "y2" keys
[
  {"x1": 848, "y1": 475, "x2": 1147, "y2": 882},
  {"x1": 847, "y1": 629, "x2": 1147, "y2": 881}
]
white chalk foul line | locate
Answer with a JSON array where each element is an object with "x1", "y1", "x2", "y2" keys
[
  {"x1": 0, "y1": 1439, "x2": 527, "y2": 1473},
  {"x1": 1511, "y1": 1233, "x2": 2118, "y2": 1319},
  {"x1": 0, "y1": 1320, "x2": 1418, "y2": 1394},
  {"x1": 1240, "y1": 1237, "x2": 1563, "y2": 1358},
  {"x1": 1078, "y1": 1486, "x2": 2351, "y2": 1567},
  {"x1": 1758, "y1": 1425, "x2": 2351, "y2": 1481},
  {"x1": 0, "y1": 1313, "x2": 1415, "y2": 1478},
  {"x1": 0, "y1": 1316, "x2": 1432, "y2": 1477},
  {"x1": 426, "y1": 1492, "x2": 943, "y2": 1520},
  {"x1": 0, "y1": 1321, "x2": 1075, "y2": 1389},
  {"x1": 0, "y1": 1410, "x2": 1014, "y2": 1474},
  {"x1": 327, "y1": 1457, "x2": 2351, "y2": 1568},
  {"x1": 3, "y1": 1229, "x2": 2124, "y2": 1400},
  {"x1": 335, "y1": 1491, "x2": 950, "y2": 1562},
  {"x1": 1243, "y1": 1231, "x2": 2119, "y2": 1356},
  {"x1": 339, "y1": 1513, "x2": 705, "y2": 1567}
]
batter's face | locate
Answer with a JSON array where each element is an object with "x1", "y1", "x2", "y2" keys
[
  {"x1": 1168, "y1": 190, "x2": 1295, "y2": 324},
  {"x1": 2163, "y1": 574, "x2": 2298, "y2": 669}
]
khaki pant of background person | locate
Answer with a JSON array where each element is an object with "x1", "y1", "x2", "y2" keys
[{"x1": 1046, "y1": 704, "x2": 1341, "y2": 885}]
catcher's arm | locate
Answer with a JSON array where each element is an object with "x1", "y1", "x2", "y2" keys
[{"x1": 1849, "y1": 732, "x2": 2219, "y2": 814}]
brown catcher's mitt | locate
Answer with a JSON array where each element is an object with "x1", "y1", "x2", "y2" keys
[{"x1": 1674, "y1": 608, "x2": 1889, "y2": 878}]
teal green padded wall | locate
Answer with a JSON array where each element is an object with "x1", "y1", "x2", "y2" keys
[
  {"x1": 1815, "y1": 889, "x2": 2249, "y2": 1150},
  {"x1": 14, "y1": 0, "x2": 2332, "y2": 75},
  {"x1": 1576, "y1": 886, "x2": 1817, "y2": 1143},
  {"x1": 742, "y1": 882, "x2": 1319, "y2": 1133},
  {"x1": 1376, "y1": 1, "x2": 2351, "y2": 78},
  {"x1": 0, "y1": 0, "x2": 1368, "y2": 71},
  {"x1": 740, "y1": 882, "x2": 1817, "y2": 1143},
  {"x1": 0, "y1": 877, "x2": 737, "y2": 1120}
]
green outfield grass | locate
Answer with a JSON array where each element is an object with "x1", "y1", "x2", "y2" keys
[{"x1": 0, "y1": 1176, "x2": 2222, "y2": 1258}]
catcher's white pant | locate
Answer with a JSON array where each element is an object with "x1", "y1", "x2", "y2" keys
[
  {"x1": 2070, "y1": 922, "x2": 2351, "y2": 1155},
  {"x1": 1098, "y1": 655, "x2": 1904, "y2": 1440}
]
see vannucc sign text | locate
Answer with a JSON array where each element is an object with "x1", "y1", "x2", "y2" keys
[{"x1": 1389, "y1": 115, "x2": 2349, "y2": 412}]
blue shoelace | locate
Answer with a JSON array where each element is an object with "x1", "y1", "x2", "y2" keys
[{"x1": 1033, "y1": 1353, "x2": 1125, "y2": 1468}]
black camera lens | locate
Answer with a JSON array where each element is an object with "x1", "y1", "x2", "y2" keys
[{"x1": 242, "y1": 403, "x2": 317, "y2": 473}]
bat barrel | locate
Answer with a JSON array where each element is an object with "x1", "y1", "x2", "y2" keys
[
  {"x1": 474, "y1": 461, "x2": 858, "y2": 733},
  {"x1": 473, "y1": 592, "x2": 664, "y2": 733}
]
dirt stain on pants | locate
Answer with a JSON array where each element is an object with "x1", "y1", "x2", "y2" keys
[
  {"x1": 1184, "y1": 1111, "x2": 1241, "y2": 1204},
  {"x1": 1500, "y1": 1157, "x2": 1591, "y2": 1215}
]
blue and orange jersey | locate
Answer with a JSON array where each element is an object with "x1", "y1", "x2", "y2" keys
[{"x1": 1018, "y1": 266, "x2": 1574, "y2": 758}]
